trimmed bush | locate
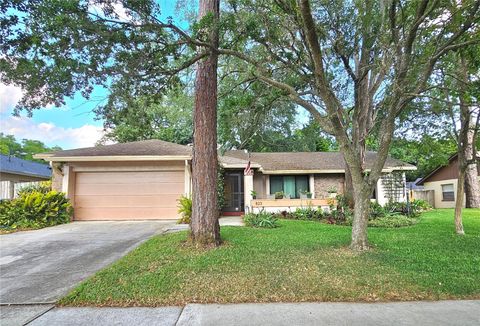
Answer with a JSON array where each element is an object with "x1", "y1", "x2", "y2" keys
[
  {"x1": 177, "y1": 195, "x2": 192, "y2": 224},
  {"x1": 272, "y1": 195, "x2": 425, "y2": 228},
  {"x1": 369, "y1": 202, "x2": 387, "y2": 219},
  {"x1": 384, "y1": 199, "x2": 431, "y2": 218},
  {"x1": 0, "y1": 189, "x2": 72, "y2": 231},
  {"x1": 244, "y1": 210, "x2": 279, "y2": 228},
  {"x1": 280, "y1": 207, "x2": 323, "y2": 220},
  {"x1": 367, "y1": 215, "x2": 419, "y2": 228}
]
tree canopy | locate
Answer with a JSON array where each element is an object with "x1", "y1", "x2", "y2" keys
[{"x1": 0, "y1": 133, "x2": 62, "y2": 162}]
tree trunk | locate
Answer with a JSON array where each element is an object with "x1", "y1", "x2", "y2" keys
[
  {"x1": 465, "y1": 163, "x2": 480, "y2": 208},
  {"x1": 453, "y1": 53, "x2": 469, "y2": 236},
  {"x1": 190, "y1": 0, "x2": 221, "y2": 246},
  {"x1": 464, "y1": 126, "x2": 480, "y2": 208},
  {"x1": 344, "y1": 162, "x2": 355, "y2": 209},
  {"x1": 350, "y1": 187, "x2": 371, "y2": 251},
  {"x1": 454, "y1": 165, "x2": 466, "y2": 235}
]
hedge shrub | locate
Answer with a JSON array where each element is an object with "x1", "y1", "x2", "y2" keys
[
  {"x1": 0, "y1": 188, "x2": 72, "y2": 231},
  {"x1": 177, "y1": 195, "x2": 192, "y2": 224},
  {"x1": 244, "y1": 210, "x2": 279, "y2": 228}
]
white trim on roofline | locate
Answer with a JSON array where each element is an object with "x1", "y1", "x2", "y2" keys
[
  {"x1": 221, "y1": 163, "x2": 262, "y2": 169},
  {"x1": 34, "y1": 155, "x2": 192, "y2": 162},
  {"x1": 261, "y1": 166, "x2": 416, "y2": 174}
]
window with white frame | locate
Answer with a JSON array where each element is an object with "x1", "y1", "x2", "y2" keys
[
  {"x1": 270, "y1": 175, "x2": 309, "y2": 199},
  {"x1": 441, "y1": 184, "x2": 455, "y2": 201}
]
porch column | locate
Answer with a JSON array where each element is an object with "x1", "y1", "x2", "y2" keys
[
  {"x1": 309, "y1": 174, "x2": 315, "y2": 199},
  {"x1": 8, "y1": 181, "x2": 15, "y2": 199},
  {"x1": 184, "y1": 160, "x2": 192, "y2": 196},
  {"x1": 376, "y1": 176, "x2": 386, "y2": 206},
  {"x1": 62, "y1": 165, "x2": 76, "y2": 207},
  {"x1": 244, "y1": 174, "x2": 254, "y2": 214}
]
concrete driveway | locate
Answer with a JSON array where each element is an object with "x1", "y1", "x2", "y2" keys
[{"x1": 0, "y1": 220, "x2": 174, "y2": 324}]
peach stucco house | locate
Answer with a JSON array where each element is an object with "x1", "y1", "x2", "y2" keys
[
  {"x1": 36, "y1": 140, "x2": 415, "y2": 221},
  {"x1": 417, "y1": 154, "x2": 480, "y2": 208}
]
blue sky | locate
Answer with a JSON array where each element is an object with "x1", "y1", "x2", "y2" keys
[{"x1": 0, "y1": 1, "x2": 188, "y2": 150}]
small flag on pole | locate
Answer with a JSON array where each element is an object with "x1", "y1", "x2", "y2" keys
[{"x1": 244, "y1": 153, "x2": 253, "y2": 176}]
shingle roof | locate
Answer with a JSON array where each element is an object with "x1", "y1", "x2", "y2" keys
[
  {"x1": 0, "y1": 154, "x2": 51, "y2": 179},
  {"x1": 46, "y1": 139, "x2": 192, "y2": 157},
  {"x1": 224, "y1": 150, "x2": 415, "y2": 171},
  {"x1": 39, "y1": 140, "x2": 414, "y2": 172}
]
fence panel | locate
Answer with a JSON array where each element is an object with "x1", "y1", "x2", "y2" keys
[
  {"x1": 0, "y1": 181, "x2": 43, "y2": 200},
  {"x1": 412, "y1": 190, "x2": 435, "y2": 207}
]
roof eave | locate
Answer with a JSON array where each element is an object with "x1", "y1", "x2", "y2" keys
[
  {"x1": 261, "y1": 166, "x2": 416, "y2": 174},
  {"x1": 37, "y1": 155, "x2": 192, "y2": 162},
  {"x1": 221, "y1": 163, "x2": 262, "y2": 169},
  {"x1": 0, "y1": 170, "x2": 51, "y2": 179}
]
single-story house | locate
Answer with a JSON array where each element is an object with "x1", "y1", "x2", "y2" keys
[
  {"x1": 417, "y1": 154, "x2": 480, "y2": 208},
  {"x1": 36, "y1": 140, "x2": 415, "y2": 221},
  {"x1": 0, "y1": 154, "x2": 52, "y2": 199}
]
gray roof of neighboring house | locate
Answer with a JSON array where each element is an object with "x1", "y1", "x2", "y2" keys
[
  {"x1": 0, "y1": 154, "x2": 51, "y2": 179},
  {"x1": 407, "y1": 178, "x2": 425, "y2": 190},
  {"x1": 224, "y1": 150, "x2": 415, "y2": 171},
  {"x1": 38, "y1": 140, "x2": 415, "y2": 172}
]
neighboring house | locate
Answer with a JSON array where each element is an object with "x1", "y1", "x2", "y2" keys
[
  {"x1": 36, "y1": 140, "x2": 415, "y2": 221},
  {"x1": 0, "y1": 154, "x2": 52, "y2": 199},
  {"x1": 417, "y1": 154, "x2": 480, "y2": 208}
]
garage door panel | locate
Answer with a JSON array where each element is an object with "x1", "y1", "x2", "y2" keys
[
  {"x1": 75, "y1": 207, "x2": 179, "y2": 220},
  {"x1": 75, "y1": 182, "x2": 184, "y2": 196},
  {"x1": 76, "y1": 171, "x2": 184, "y2": 184},
  {"x1": 75, "y1": 194, "x2": 181, "y2": 208},
  {"x1": 74, "y1": 169, "x2": 185, "y2": 220}
]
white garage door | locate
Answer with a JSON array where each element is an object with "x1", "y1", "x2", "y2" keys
[{"x1": 74, "y1": 170, "x2": 184, "y2": 220}]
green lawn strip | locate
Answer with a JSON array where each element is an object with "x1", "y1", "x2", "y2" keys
[{"x1": 59, "y1": 209, "x2": 480, "y2": 306}]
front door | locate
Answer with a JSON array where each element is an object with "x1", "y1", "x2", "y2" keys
[{"x1": 223, "y1": 171, "x2": 244, "y2": 213}]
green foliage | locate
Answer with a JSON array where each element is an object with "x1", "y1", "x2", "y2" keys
[
  {"x1": 217, "y1": 165, "x2": 226, "y2": 210},
  {"x1": 326, "y1": 186, "x2": 337, "y2": 193},
  {"x1": 367, "y1": 216, "x2": 419, "y2": 228},
  {"x1": 97, "y1": 87, "x2": 194, "y2": 145},
  {"x1": 410, "y1": 199, "x2": 432, "y2": 212},
  {"x1": 244, "y1": 210, "x2": 279, "y2": 228},
  {"x1": 369, "y1": 202, "x2": 387, "y2": 219},
  {"x1": 386, "y1": 136, "x2": 457, "y2": 181},
  {"x1": 384, "y1": 200, "x2": 430, "y2": 218},
  {"x1": 275, "y1": 196, "x2": 426, "y2": 228},
  {"x1": 1, "y1": 1, "x2": 185, "y2": 114},
  {"x1": 0, "y1": 133, "x2": 61, "y2": 162},
  {"x1": 274, "y1": 191, "x2": 284, "y2": 199},
  {"x1": 279, "y1": 207, "x2": 323, "y2": 220},
  {"x1": 177, "y1": 195, "x2": 192, "y2": 224},
  {"x1": 327, "y1": 195, "x2": 352, "y2": 224},
  {"x1": 17, "y1": 181, "x2": 52, "y2": 196},
  {"x1": 0, "y1": 190, "x2": 72, "y2": 231},
  {"x1": 370, "y1": 199, "x2": 430, "y2": 220}
]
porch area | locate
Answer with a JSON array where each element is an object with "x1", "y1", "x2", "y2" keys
[{"x1": 250, "y1": 198, "x2": 334, "y2": 214}]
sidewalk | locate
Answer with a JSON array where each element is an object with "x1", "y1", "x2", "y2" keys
[{"x1": 10, "y1": 300, "x2": 479, "y2": 326}]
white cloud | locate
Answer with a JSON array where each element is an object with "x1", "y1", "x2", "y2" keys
[
  {"x1": 88, "y1": 1, "x2": 135, "y2": 23},
  {"x1": 0, "y1": 83, "x2": 23, "y2": 113},
  {"x1": 0, "y1": 115, "x2": 106, "y2": 149}
]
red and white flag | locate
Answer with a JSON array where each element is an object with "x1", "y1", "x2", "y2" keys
[{"x1": 244, "y1": 159, "x2": 253, "y2": 176}]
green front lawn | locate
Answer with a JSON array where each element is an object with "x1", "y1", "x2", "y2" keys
[{"x1": 60, "y1": 209, "x2": 480, "y2": 306}]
